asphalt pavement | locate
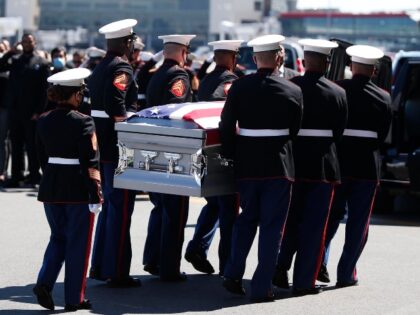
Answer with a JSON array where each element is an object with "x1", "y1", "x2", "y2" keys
[{"x1": 1, "y1": 188, "x2": 420, "y2": 314}]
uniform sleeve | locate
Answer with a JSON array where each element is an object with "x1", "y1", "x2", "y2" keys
[
  {"x1": 164, "y1": 68, "x2": 192, "y2": 104},
  {"x1": 35, "y1": 125, "x2": 48, "y2": 172},
  {"x1": 78, "y1": 117, "x2": 103, "y2": 204},
  {"x1": 104, "y1": 62, "x2": 133, "y2": 118},
  {"x1": 197, "y1": 60, "x2": 211, "y2": 81},
  {"x1": 219, "y1": 82, "x2": 239, "y2": 159},
  {"x1": 289, "y1": 87, "x2": 303, "y2": 139},
  {"x1": 378, "y1": 93, "x2": 393, "y2": 144},
  {"x1": 332, "y1": 90, "x2": 348, "y2": 142}
]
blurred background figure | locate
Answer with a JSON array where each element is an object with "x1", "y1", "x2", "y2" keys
[
  {"x1": 67, "y1": 50, "x2": 84, "y2": 68},
  {"x1": 0, "y1": 33, "x2": 50, "y2": 188},
  {"x1": 0, "y1": 40, "x2": 11, "y2": 187},
  {"x1": 83, "y1": 47, "x2": 106, "y2": 71}
]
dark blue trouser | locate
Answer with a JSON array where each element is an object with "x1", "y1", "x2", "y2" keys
[
  {"x1": 322, "y1": 179, "x2": 378, "y2": 283},
  {"x1": 186, "y1": 194, "x2": 238, "y2": 273},
  {"x1": 143, "y1": 192, "x2": 189, "y2": 279},
  {"x1": 224, "y1": 178, "x2": 291, "y2": 299},
  {"x1": 277, "y1": 181, "x2": 334, "y2": 289},
  {"x1": 37, "y1": 203, "x2": 94, "y2": 305},
  {"x1": 97, "y1": 162, "x2": 136, "y2": 280}
]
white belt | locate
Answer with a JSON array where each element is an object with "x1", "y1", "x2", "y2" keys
[
  {"x1": 238, "y1": 128, "x2": 289, "y2": 137},
  {"x1": 137, "y1": 94, "x2": 146, "y2": 100},
  {"x1": 91, "y1": 110, "x2": 110, "y2": 118},
  {"x1": 298, "y1": 129, "x2": 333, "y2": 137},
  {"x1": 48, "y1": 157, "x2": 80, "y2": 165},
  {"x1": 343, "y1": 129, "x2": 378, "y2": 138}
]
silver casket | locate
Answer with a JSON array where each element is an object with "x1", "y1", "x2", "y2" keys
[{"x1": 113, "y1": 102, "x2": 235, "y2": 197}]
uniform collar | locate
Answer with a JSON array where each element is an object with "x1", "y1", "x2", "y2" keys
[
  {"x1": 304, "y1": 70, "x2": 324, "y2": 79},
  {"x1": 257, "y1": 68, "x2": 275, "y2": 75},
  {"x1": 163, "y1": 58, "x2": 181, "y2": 66},
  {"x1": 56, "y1": 103, "x2": 77, "y2": 110},
  {"x1": 215, "y1": 65, "x2": 232, "y2": 72},
  {"x1": 352, "y1": 74, "x2": 371, "y2": 83}
]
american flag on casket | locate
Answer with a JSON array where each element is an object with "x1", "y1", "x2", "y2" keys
[{"x1": 135, "y1": 101, "x2": 224, "y2": 130}]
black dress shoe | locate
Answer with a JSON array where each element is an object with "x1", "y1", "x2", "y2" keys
[
  {"x1": 107, "y1": 277, "x2": 142, "y2": 288},
  {"x1": 144, "y1": 264, "x2": 160, "y2": 276},
  {"x1": 336, "y1": 280, "x2": 359, "y2": 288},
  {"x1": 89, "y1": 267, "x2": 107, "y2": 281},
  {"x1": 272, "y1": 267, "x2": 290, "y2": 289},
  {"x1": 292, "y1": 286, "x2": 323, "y2": 296},
  {"x1": 317, "y1": 264, "x2": 330, "y2": 283},
  {"x1": 65, "y1": 299, "x2": 92, "y2": 311},
  {"x1": 160, "y1": 272, "x2": 187, "y2": 282},
  {"x1": 185, "y1": 252, "x2": 215, "y2": 274},
  {"x1": 250, "y1": 292, "x2": 275, "y2": 303},
  {"x1": 33, "y1": 284, "x2": 54, "y2": 311},
  {"x1": 222, "y1": 278, "x2": 246, "y2": 296},
  {"x1": 2, "y1": 178, "x2": 22, "y2": 188}
]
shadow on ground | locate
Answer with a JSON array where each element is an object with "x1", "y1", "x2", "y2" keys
[{"x1": 0, "y1": 275, "x2": 300, "y2": 314}]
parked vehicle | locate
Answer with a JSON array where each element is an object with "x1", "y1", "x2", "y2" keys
[
  {"x1": 328, "y1": 39, "x2": 420, "y2": 212},
  {"x1": 236, "y1": 40, "x2": 304, "y2": 74}
]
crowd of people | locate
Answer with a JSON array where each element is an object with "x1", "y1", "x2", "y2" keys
[{"x1": 1, "y1": 18, "x2": 392, "y2": 312}]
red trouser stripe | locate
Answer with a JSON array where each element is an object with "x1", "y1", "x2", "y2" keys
[
  {"x1": 80, "y1": 213, "x2": 95, "y2": 303},
  {"x1": 312, "y1": 186, "x2": 335, "y2": 286},
  {"x1": 117, "y1": 190, "x2": 129, "y2": 278}
]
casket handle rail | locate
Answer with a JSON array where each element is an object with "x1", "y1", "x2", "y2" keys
[
  {"x1": 116, "y1": 140, "x2": 134, "y2": 175},
  {"x1": 164, "y1": 153, "x2": 183, "y2": 174},
  {"x1": 191, "y1": 150, "x2": 207, "y2": 185},
  {"x1": 139, "y1": 150, "x2": 158, "y2": 171}
]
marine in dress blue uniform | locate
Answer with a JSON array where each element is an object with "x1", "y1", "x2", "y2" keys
[
  {"x1": 33, "y1": 68, "x2": 102, "y2": 311},
  {"x1": 185, "y1": 40, "x2": 243, "y2": 275},
  {"x1": 320, "y1": 45, "x2": 392, "y2": 287},
  {"x1": 88, "y1": 19, "x2": 141, "y2": 287},
  {"x1": 220, "y1": 35, "x2": 303, "y2": 302},
  {"x1": 273, "y1": 39, "x2": 348, "y2": 295},
  {"x1": 142, "y1": 34, "x2": 195, "y2": 281}
]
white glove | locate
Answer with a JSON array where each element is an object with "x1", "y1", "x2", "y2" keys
[
  {"x1": 152, "y1": 50, "x2": 164, "y2": 62},
  {"x1": 89, "y1": 204, "x2": 102, "y2": 214},
  {"x1": 206, "y1": 53, "x2": 214, "y2": 63}
]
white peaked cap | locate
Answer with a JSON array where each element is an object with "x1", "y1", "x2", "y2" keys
[
  {"x1": 346, "y1": 45, "x2": 384, "y2": 65},
  {"x1": 158, "y1": 34, "x2": 196, "y2": 46},
  {"x1": 47, "y1": 68, "x2": 91, "y2": 87},
  {"x1": 134, "y1": 37, "x2": 145, "y2": 50},
  {"x1": 299, "y1": 39, "x2": 338, "y2": 55},
  {"x1": 140, "y1": 51, "x2": 154, "y2": 62},
  {"x1": 247, "y1": 35, "x2": 285, "y2": 52},
  {"x1": 87, "y1": 47, "x2": 106, "y2": 58},
  {"x1": 208, "y1": 40, "x2": 244, "y2": 52},
  {"x1": 99, "y1": 19, "x2": 137, "y2": 39}
]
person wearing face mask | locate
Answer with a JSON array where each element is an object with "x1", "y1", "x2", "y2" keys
[
  {"x1": 142, "y1": 34, "x2": 195, "y2": 282},
  {"x1": 50, "y1": 46, "x2": 68, "y2": 74},
  {"x1": 33, "y1": 68, "x2": 103, "y2": 311},
  {"x1": 88, "y1": 19, "x2": 141, "y2": 288},
  {"x1": 0, "y1": 33, "x2": 50, "y2": 188}
]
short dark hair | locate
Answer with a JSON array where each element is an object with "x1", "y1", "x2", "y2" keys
[{"x1": 47, "y1": 85, "x2": 81, "y2": 103}]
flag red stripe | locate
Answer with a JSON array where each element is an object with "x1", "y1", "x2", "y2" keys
[{"x1": 182, "y1": 108, "x2": 222, "y2": 122}]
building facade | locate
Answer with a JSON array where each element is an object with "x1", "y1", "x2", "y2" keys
[
  {"x1": 6, "y1": 0, "x2": 39, "y2": 31},
  {"x1": 279, "y1": 11, "x2": 420, "y2": 51},
  {"x1": 39, "y1": 0, "x2": 210, "y2": 50}
]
